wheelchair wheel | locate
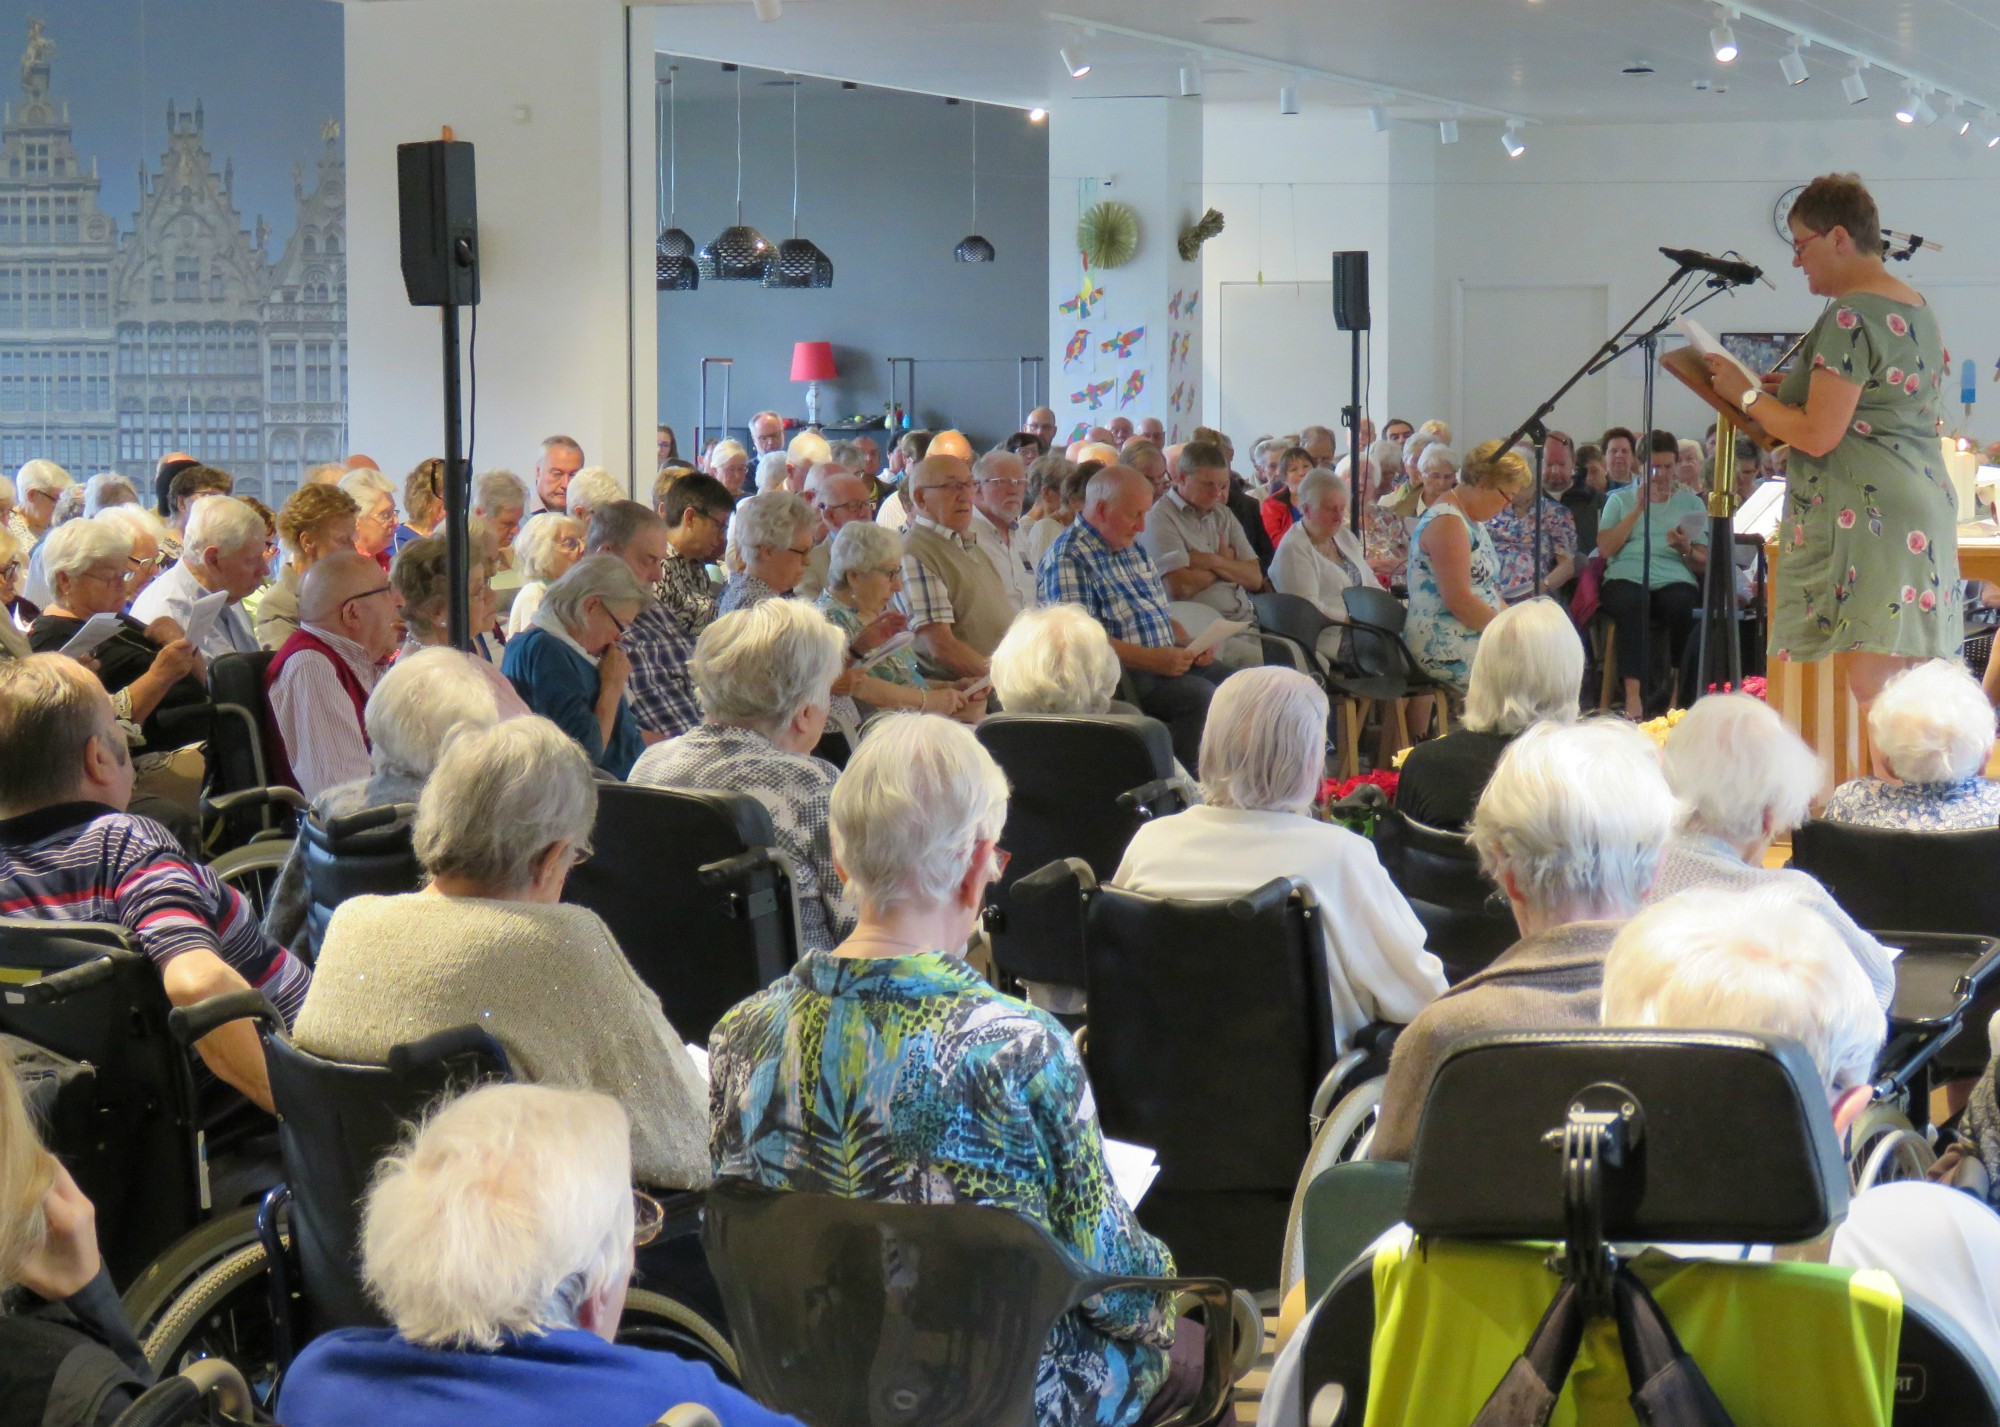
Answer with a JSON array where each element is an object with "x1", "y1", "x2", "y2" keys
[
  {"x1": 619, "y1": 1287, "x2": 739, "y2": 1382},
  {"x1": 1849, "y1": 1104, "x2": 1937, "y2": 1191},
  {"x1": 128, "y1": 1219, "x2": 284, "y2": 1403},
  {"x1": 208, "y1": 840, "x2": 292, "y2": 924},
  {"x1": 1279, "y1": 1075, "x2": 1387, "y2": 1299}
]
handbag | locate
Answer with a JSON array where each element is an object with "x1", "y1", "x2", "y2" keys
[{"x1": 1569, "y1": 551, "x2": 1606, "y2": 628}]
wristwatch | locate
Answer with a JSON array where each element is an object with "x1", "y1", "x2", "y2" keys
[{"x1": 1740, "y1": 388, "x2": 1762, "y2": 411}]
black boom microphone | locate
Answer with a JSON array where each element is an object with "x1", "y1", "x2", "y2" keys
[{"x1": 1659, "y1": 247, "x2": 1763, "y2": 285}]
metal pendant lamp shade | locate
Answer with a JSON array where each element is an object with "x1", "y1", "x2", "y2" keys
[
  {"x1": 764, "y1": 77, "x2": 833, "y2": 288},
  {"x1": 701, "y1": 67, "x2": 771, "y2": 281},
  {"x1": 655, "y1": 66, "x2": 698, "y2": 288},
  {"x1": 955, "y1": 103, "x2": 994, "y2": 263}
]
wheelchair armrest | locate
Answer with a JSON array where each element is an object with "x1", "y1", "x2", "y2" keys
[
  {"x1": 1227, "y1": 875, "x2": 1301, "y2": 922},
  {"x1": 168, "y1": 989, "x2": 284, "y2": 1048},
  {"x1": 1117, "y1": 777, "x2": 1189, "y2": 822},
  {"x1": 7, "y1": 954, "x2": 119, "y2": 1006},
  {"x1": 149, "y1": 702, "x2": 216, "y2": 739},
  {"x1": 326, "y1": 802, "x2": 418, "y2": 839},
  {"x1": 204, "y1": 786, "x2": 308, "y2": 820},
  {"x1": 1012, "y1": 857, "x2": 1096, "y2": 905},
  {"x1": 697, "y1": 847, "x2": 781, "y2": 891},
  {"x1": 386, "y1": 1023, "x2": 513, "y2": 1081},
  {"x1": 1955, "y1": 936, "x2": 2000, "y2": 1002},
  {"x1": 1312, "y1": 1050, "x2": 1371, "y2": 1125},
  {"x1": 654, "y1": 1408, "x2": 723, "y2": 1427}
]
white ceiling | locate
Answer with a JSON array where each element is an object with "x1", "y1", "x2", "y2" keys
[{"x1": 649, "y1": 0, "x2": 2000, "y2": 127}]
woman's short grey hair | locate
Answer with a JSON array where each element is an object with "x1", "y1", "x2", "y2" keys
[
  {"x1": 754, "y1": 451, "x2": 792, "y2": 494},
  {"x1": 390, "y1": 534, "x2": 457, "y2": 627},
  {"x1": 540, "y1": 554, "x2": 653, "y2": 632},
  {"x1": 183, "y1": 494, "x2": 266, "y2": 557},
  {"x1": 1604, "y1": 886, "x2": 1885, "y2": 1097},
  {"x1": 82, "y1": 473, "x2": 138, "y2": 517},
  {"x1": 1401, "y1": 431, "x2": 1437, "y2": 473},
  {"x1": 1367, "y1": 439, "x2": 1405, "y2": 481},
  {"x1": 360, "y1": 1082, "x2": 632, "y2": 1351},
  {"x1": 566, "y1": 468, "x2": 624, "y2": 519},
  {"x1": 474, "y1": 468, "x2": 528, "y2": 519},
  {"x1": 832, "y1": 713, "x2": 1010, "y2": 916},
  {"x1": 988, "y1": 604, "x2": 1122, "y2": 715},
  {"x1": 827, "y1": 520, "x2": 903, "y2": 592},
  {"x1": 1663, "y1": 693, "x2": 1822, "y2": 845},
  {"x1": 690, "y1": 597, "x2": 845, "y2": 736},
  {"x1": 733, "y1": 491, "x2": 815, "y2": 558},
  {"x1": 414, "y1": 716, "x2": 598, "y2": 892},
  {"x1": 514, "y1": 514, "x2": 583, "y2": 581},
  {"x1": 1417, "y1": 443, "x2": 1459, "y2": 477},
  {"x1": 365, "y1": 647, "x2": 504, "y2": 782},
  {"x1": 41, "y1": 515, "x2": 133, "y2": 585},
  {"x1": 1867, "y1": 659, "x2": 1995, "y2": 785},
  {"x1": 338, "y1": 467, "x2": 395, "y2": 506},
  {"x1": 16, "y1": 459, "x2": 72, "y2": 498},
  {"x1": 1198, "y1": 667, "x2": 1329, "y2": 814},
  {"x1": 1463, "y1": 598, "x2": 1585, "y2": 736},
  {"x1": 1471, "y1": 719, "x2": 1677, "y2": 917},
  {"x1": 709, "y1": 438, "x2": 748, "y2": 468},
  {"x1": 1296, "y1": 468, "x2": 1348, "y2": 513},
  {"x1": 95, "y1": 505, "x2": 162, "y2": 553}
]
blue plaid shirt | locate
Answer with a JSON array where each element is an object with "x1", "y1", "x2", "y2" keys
[
  {"x1": 622, "y1": 602, "x2": 704, "y2": 740},
  {"x1": 1037, "y1": 517, "x2": 1177, "y2": 648}
]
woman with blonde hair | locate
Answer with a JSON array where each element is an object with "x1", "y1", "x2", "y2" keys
[
  {"x1": 1406, "y1": 439, "x2": 1529, "y2": 688},
  {"x1": 259, "y1": 483, "x2": 360, "y2": 648}
]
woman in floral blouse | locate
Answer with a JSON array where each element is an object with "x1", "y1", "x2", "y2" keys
[
  {"x1": 709, "y1": 714, "x2": 1212, "y2": 1427},
  {"x1": 1824, "y1": 659, "x2": 2000, "y2": 831}
]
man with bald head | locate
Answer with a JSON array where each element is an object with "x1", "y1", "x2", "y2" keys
[
  {"x1": 877, "y1": 429, "x2": 969, "y2": 533},
  {"x1": 799, "y1": 462, "x2": 875, "y2": 600},
  {"x1": 1024, "y1": 407, "x2": 1058, "y2": 449},
  {"x1": 1039, "y1": 465, "x2": 1226, "y2": 768},
  {"x1": 264, "y1": 550, "x2": 400, "y2": 798},
  {"x1": 1108, "y1": 415, "x2": 1134, "y2": 445},
  {"x1": 1121, "y1": 438, "x2": 1169, "y2": 498},
  {"x1": 901, "y1": 453, "x2": 1015, "y2": 680},
  {"x1": 1138, "y1": 415, "x2": 1165, "y2": 446}
]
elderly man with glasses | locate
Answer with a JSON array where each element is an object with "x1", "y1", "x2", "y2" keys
[
  {"x1": 969, "y1": 448, "x2": 1038, "y2": 613},
  {"x1": 900, "y1": 453, "x2": 1018, "y2": 681},
  {"x1": 266, "y1": 550, "x2": 402, "y2": 799},
  {"x1": 798, "y1": 461, "x2": 877, "y2": 601}
]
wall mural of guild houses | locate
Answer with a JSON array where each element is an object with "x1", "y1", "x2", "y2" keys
[{"x1": 0, "y1": 19, "x2": 344, "y2": 505}]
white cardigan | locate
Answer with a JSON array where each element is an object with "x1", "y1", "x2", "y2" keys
[
  {"x1": 1269, "y1": 519, "x2": 1382, "y2": 622},
  {"x1": 1113, "y1": 804, "x2": 1446, "y2": 1051}
]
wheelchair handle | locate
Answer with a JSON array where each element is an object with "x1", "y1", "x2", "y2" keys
[
  {"x1": 9, "y1": 954, "x2": 117, "y2": 1006},
  {"x1": 1227, "y1": 876, "x2": 1299, "y2": 922},
  {"x1": 1117, "y1": 777, "x2": 1188, "y2": 822},
  {"x1": 168, "y1": 989, "x2": 284, "y2": 1048},
  {"x1": 1011, "y1": 857, "x2": 1094, "y2": 904},
  {"x1": 325, "y1": 802, "x2": 417, "y2": 839},
  {"x1": 697, "y1": 847, "x2": 778, "y2": 889},
  {"x1": 203, "y1": 786, "x2": 309, "y2": 820}
]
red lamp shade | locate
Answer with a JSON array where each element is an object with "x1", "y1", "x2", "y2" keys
[{"x1": 790, "y1": 341, "x2": 837, "y2": 383}]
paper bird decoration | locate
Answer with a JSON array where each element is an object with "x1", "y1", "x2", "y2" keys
[
  {"x1": 1120, "y1": 370, "x2": 1146, "y2": 409},
  {"x1": 1063, "y1": 329, "x2": 1090, "y2": 368},
  {"x1": 1068, "y1": 421, "x2": 1091, "y2": 443},
  {"x1": 1169, "y1": 289, "x2": 1185, "y2": 320},
  {"x1": 1071, "y1": 379, "x2": 1114, "y2": 411},
  {"x1": 1099, "y1": 327, "x2": 1144, "y2": 358},
  {"x1": 1059, "y1": 277, "x2": 1106, "y2": 318}
]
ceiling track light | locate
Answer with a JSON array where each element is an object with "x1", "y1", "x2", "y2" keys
[
  {"x1": 1778, "y1": 38, "x2": 1808, "y2": 86},
  {"x1": 1915, "y1": 91, "x2": 1939, "y2": 126},
  {"x1": 1842, "y1": 61, "x2": 1868, "y2": 104},
  {"x1": 1439, "y1": 117, "x2": 1460, "y2": 144},
  {"x1": 1061, "y1": 44, "x2": 1090, "y2": 78},
  {"x1": 1278, "y1": 85, "x2": 1299, "y2": 115},
  {"x1": 1180, "y1": 64, "x2": 1203, "y2": 97},
  {"x1": 1368, "y1": 104, "x2": 1388, "y2": 133},
  {"x1": 1501, "y1": 122, "x2": 1526, "y2": 158},
  {"x1": 751, "y1": 0, "x2": 781, "y2": 21},
  {"x1": 1895, "y1": 81, "x2": 1922, "y2": 124},
  {"x1": 1709, "y1": 7, "x2": 1738, "y2": 64}
]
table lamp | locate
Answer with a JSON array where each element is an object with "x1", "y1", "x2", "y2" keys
[{"x1": 791, "y1": 341, "x2": 837, "y2": 429}]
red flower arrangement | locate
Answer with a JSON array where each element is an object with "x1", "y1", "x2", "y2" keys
[
  {"x1": 1319, "y1": 769, "x2": 1399, "y2": 805},
  {"x1": 1702, "y1": 676, "x2": 1768, "y2": 700}
]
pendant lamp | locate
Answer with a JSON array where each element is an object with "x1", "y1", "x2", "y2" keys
[
  {"x1": 765, "y1": 77, "x2": 834, "y2": 288},
  {"x1": 697, "y1": 67, "x2": 772, "y2": 281},
  {"x1": 656, "y1": 66, "x2": 698, "y2": 290},
  {"x1": 954, "y1": 103, "x2": 994, "y2": 262}
]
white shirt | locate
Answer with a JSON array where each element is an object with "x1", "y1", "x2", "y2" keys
[
  {"x1": 969, "y1": 506, "x2": 1038, "y2": 613},
  {"x1": 1114, "y1": 804, "x2": 1446, "y2": 1051},
  {"x1": 875, "y1": 488, "x2": 911, "y2": 531},
  {"x1": 1830, "y1": 1180, "x2": 2000, "y2": 1384},
  {"x1": 130, "y1": 557, "x2": 256, "y2": 659},
  {"x1": 268, "y1": 623, "x2": 385, "y2": 801},
  {"x1": 1270, "y1": 519, "x2": 1382, "y2": 621}
]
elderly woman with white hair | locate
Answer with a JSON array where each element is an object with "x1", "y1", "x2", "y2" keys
[
  {"x1": 1271, "y1": 467, "x2": 1384, "y2": 662},
  {"x1": 130, "y1": 493, "x2": 266, "y2": 657},
  {"x1": 705, "y1": 437, "x2": 752, "y2": 497},
  {"x1": 815, "y1": 520, "x2": 970, "y2": 718},
  {"x1": 13, "y1": 458, "x2": 73, "y2": 546},
  {"x1": 504, "y1": 511, "x2": 584, "y2": 636},
  {"x1": 564, "y1": 467, "x2": 625, "y2": 530},
  {"x1": 713, "y1": 714, "x2": 1219, "y2": 1427},
  {"x1": 337, "y1": 466, "x2": 399, "y2": 573},
  {"x1": 0, "y1": 525, "x2": 27, "y2": 657},
  {"x1": 1370, "y1": 718, "x2": 1680, "y2": 1163},
  {"x1": 392, "y1": 523, "x2": 521, "y2": 684},
  {"x1": 262, "y1": 647, "x2": 508, "y2": 955},
  {"x1": 754, "y1": 449, "x2": 791, "y2": 495},
  {"x1": 630, "y1": 599, "x2": 852, "y2": 952},
  {"x1": 501, "y1": 555, "x2": 647, "y2": 778},
  {"x1": 1651, "y1": 692, "x2": 1896, "y2": 1009},
  {"x1": 1827, "y1": 659, "x2": 2000, "y2": 830},
  {"x1": 988, "y1": 602, "x2": 1124, "y2": 715},
  {"x1": 718, "y1": 491, "x2": 816, "y2": 615},
  {"x1": 1116, "y1": 667, "x2": 1445, "y2": 1054},
  {"x1": 278, "y1": 1084, "x2": 793, "y2": 1427},
  {"x1": 1394, "y1": 598, "x2": 1583, "y2": 831},
  {"x1": 294, "y1": 718, "x2": 711, "y2": 1192}
]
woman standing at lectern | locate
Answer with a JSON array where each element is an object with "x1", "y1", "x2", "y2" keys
[{"x1": 1707, "y1": 173, "x2": 1959, "y2": 713}]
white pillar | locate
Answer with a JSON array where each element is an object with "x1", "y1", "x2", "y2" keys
[
  {"x1": 343, "y1": 0, "x2": 655, "y2": 492},
  {"x1": 1048, "y1": 97, "x2": 1203, "y2": 448}
]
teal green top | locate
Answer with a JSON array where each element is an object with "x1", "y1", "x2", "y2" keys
[{"x1": 1601, "y1": 484, "x2": 1707, "y2": 588}]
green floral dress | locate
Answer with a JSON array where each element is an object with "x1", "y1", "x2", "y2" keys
[{"x1": 1771, "y1": 291, "x2": 1960, "y2": 662}]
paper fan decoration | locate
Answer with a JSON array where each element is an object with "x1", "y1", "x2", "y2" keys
[{"x1": 1077, "y1": 201, "x2": 1140, "y2": 269}]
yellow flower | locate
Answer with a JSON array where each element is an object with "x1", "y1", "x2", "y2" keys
[{"x1": 1392, "y1": 745, "x2": 1413, "y2": 769}]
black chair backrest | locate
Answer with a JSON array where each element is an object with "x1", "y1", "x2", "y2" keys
[
  {"x1": 263, "y1": 1024, "x2": 510, "y2": 1339},
  {"x1": 301, "y1": 804, "x2": 421, "y2": 950},
  {"x1": 703, "y1": 1181, "x2": 1107, "y2": 1427},
  {"x1": 1251, "y1": 591, "x2": 1337, "y2": 674},
  {"x1": 0, "y1": 919, "x2": 202, "y2": 1285},
  {"x1": 1341, "y1": 585, "x2": 1414, "y2": 681},
  {"x1": 976, "y1": 713, "x2": 1178, "y2": 986},
  {"x1": 1083, "y1": 875, "x2": 1334, "y2": 1288},
  {"x1": 563, "y1": 782, "x2": 798, "y2": 1043},
  {"x1": 1372, "y1": 810, "x2": 1517, "y2": 984},
  {"x1": 1790, "y1": 819, "x2": 2000, "y2": 936},
  {"x1": 204, "y1": 650, "x2": 277, "y2": 800}
]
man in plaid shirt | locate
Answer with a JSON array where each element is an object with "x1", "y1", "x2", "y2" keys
[
  {"x1": 585, "y1": 497, "x2": 706, "y2": 742},
  {"x1": 1037, "y1": 465, "x2": 1228, "y2": 769}
]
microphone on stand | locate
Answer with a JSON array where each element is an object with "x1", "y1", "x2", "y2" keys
[
  {"x1": 1659, "y1": 247, "x2": 1769, "y2": 287},
  {"x1": 1882, "y1": 228, "x2": 1943, "y2": 254}
]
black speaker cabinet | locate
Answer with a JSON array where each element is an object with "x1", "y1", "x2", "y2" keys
[
  {"x1": 1332, "y1": 250, "x2": 1370, "y2": 333},
  {"x1": 397, "y1": 140, "x2": 480, "y2": 307}
]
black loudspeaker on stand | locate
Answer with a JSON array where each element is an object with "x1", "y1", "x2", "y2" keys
[
  {"x1": 396, "y1": 137, "x2": 480, "y2": 650},
  {"x1": 1332, "y1": 251, "x2": 1369, "y2": 535}
]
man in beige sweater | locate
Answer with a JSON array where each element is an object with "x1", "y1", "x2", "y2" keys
[{"x1": 899, "y1": 453, "x2": 1017, "y2": 682}]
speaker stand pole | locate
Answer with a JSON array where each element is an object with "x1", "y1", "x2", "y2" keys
[
  {"x1": 441, "y1": 302, "x2": 469, "y2": 653},
  {"x1": 1344, "y1": 324, "x2": 1363, "y2": 536}
]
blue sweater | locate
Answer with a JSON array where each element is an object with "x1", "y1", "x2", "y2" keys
[
  {"x1": 281, "y1": 1326, "x2": 800, "y2": 1427},
  {"x1": 501, "y1": 625, "x2": 645, "y2": 779}
]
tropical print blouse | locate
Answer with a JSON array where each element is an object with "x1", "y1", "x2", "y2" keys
[{"x1": 709, "y1": 950, "x2": 1175, "y2": 1427}]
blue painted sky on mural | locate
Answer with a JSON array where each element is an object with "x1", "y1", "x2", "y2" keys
[{"x1": 2, "y1": 0, "x2": 341, "y2": 253}]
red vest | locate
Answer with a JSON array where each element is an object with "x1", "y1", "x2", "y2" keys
[{"x1": 263, "y1": 627, "x2": 372, "y2": 792}]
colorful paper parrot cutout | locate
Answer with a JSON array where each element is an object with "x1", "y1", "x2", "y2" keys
[
  {"x1": 1063, "y1": 329, "x2": 1091, "y2": 368},
  {"x1": 1119, "y1": 370, "x2": 1146, "y2": 409},
  {"x1": 1169, "y1": 289, "x2": 1185, "y2": 320},
  {"x1": 1068, "y1": 421, "x2": 1091, "y2": 443},
  {"x1": 1184, "y1": 291, "x2": 1200, "y2": 317},
  {"x1": 1071, "y1": 379, "x2": 1114, "y2": 411},
  {"x1": 1099, "y1": 327, "x2": 1144, "y2": 358},
  {"x1": 1059, "y1": 277, "x2": 1106, "y2": 319},
  {"x1": 1169, "y1": 382, "x2": 1187, "y2": 412}
]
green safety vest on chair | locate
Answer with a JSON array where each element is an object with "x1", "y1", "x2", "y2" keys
[{"x1": 1363, "y1": 1234, "x2": 1903, "y2": 1427}]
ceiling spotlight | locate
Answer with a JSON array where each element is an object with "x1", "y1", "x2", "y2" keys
[
  {"x1": 1946, "y1": 100, "x2": 1969, "y2": 136},
  {"x1": 1915, "y1": 92, "x2": 1939, "y2": 126},
  {"x1": 1439, "y1": 117, "x2": 1460, "y2": 144},
  {"x1": 751, "y1": 0, "x2": 781, "y2": 20},
  {"x1": 1778, "y1": 39, "x2": 1808, "y2": 86},
  {"x1": 1983, "y1": 118, "x2": 2000, "y2": 149},
  {"x1": 1842, "y1": 61, "x2": 1868, "y2": 104},
  {"x1": 1709, "y1": 8, "x2": 1738, "y2": 64},
  {"x1": 1180, "y1": 64, "x2": 1203, "y2": 97},
  {"x1": 1278, "y1": 85, "x2": 1299, "y2": 115},
  {"x1": 1028, "y1": 107, "x2": 1047, "y2": 122},
  {"x1": 1501, "y1": 122, "x2": 1526, "y2": 158},
  {"x1": 1368, "y1": 104, "x2": 1388, "y2": 133},
  {"x1": 1061, "y1": 45, "x2": 1090, "y2": 78}
]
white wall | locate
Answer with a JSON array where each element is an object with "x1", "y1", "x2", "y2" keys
[
  {"x1": 1201, "y1": 107, "x2": 2000, "y2": 448},
  {"x1": 344, "y1": 0, "x2": 656, "y2": 492}
]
